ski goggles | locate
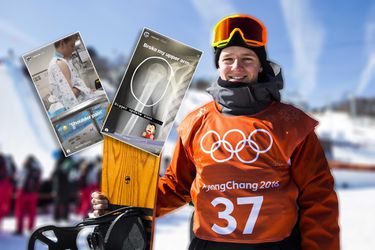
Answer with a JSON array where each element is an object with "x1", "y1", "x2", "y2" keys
[{"x1": 212, "y1": 14, "x2": 267, "y2": 48}]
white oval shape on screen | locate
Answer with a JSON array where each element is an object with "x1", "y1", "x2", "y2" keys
[{"x1": 130, "y1": 56, "x2": 173, "y2": 107}]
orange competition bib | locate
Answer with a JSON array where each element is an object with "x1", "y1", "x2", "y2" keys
[{"x1": 178, "y1": 101, "x2": 317, "y2": 243}]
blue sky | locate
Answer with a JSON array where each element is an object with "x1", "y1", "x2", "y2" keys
[{"x1": 1, "y1": 0, "x2": 375, "y2": 108}]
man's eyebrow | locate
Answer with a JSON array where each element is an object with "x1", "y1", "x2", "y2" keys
[
  {"x1": 241, "y1": 53, "x2": 257, "y2": 57},
  {"x1": 221, "y1": 52, "x2": 256, "y2": 57}
]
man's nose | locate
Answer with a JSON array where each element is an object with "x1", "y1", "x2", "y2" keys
[{"x1": 232, "y1": 59, "x2": 243, "y2": 70}]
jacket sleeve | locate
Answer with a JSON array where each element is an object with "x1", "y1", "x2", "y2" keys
[
  {"x1": 156, "y1": 136, "x2": 196, "y2": 217},
  {"x1": 291, "y1": 131, "x2": 340, "y2": 250}
]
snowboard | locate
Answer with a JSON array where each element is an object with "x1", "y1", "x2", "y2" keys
[{"x1": 100, "y1": 135, "x2": 161, "y2": 250}]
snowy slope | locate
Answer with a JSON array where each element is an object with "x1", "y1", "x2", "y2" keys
[
  {"x1": 1, "y1": 56, "x2": 375, "y2": 250},
  {"x1": 154, "y1": 187, "x2": 375, "y2": 250},
  {"x1": 0, "y1": 57, "x2": 57, "y2": 176},
  {"x1": 0, "y1": 56, "x2": 106, "y2": 176},
  {"x1": 162, "y1": 88, "x2": 212, "y2": 159},
  {"x1": 337, "y1": 187, "x2": 375, "y2": 250},
  {"x1": 0, "y1": 56, "x2": 210, "y2": 176},
  {"x1": 1, "y1": 187, "x2": 374, "y2": 249},
  {"x1": 314, "y1": 110, "x2": 375, "y2": 165}
]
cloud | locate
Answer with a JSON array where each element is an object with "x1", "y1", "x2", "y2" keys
[
  {"x1": 355, "y1": 21, "x2": 375, "y2": 96},
  {"x1": 189, "y1": 0, "x2": 238, "y2": 77},
  {"x1": 191, "y1": 0, "x2": 237, "y2": 25},
  {"x1": 279, "y1": 0, "x2": 325, "y2": 99},
  {"x1": 190, "y1": 0, "x2": 237, "y2": 44},
  {"x1": 0, "y1": 18, "x2": 39, "y2": 51}
]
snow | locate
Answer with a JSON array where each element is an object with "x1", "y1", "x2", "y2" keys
[
  {"x1": 175, "y1": 88, "x2": 212, "y2": 124},
  {"x1": 154, "y1": 187, "x2": 375, "y2": 250},
  {"x1": 0, "y1": 59, "x2": 57, "y2": 178},
  {"x1": 1, "y1": 56, "x2": 375, "y2": 249},
  {"x1": 332, "y1": 169, "x2": 375, "y2": 189},
  {"x1": 337, "y1": 187, "x2": 375, "y2": 250},
  {"x1": 314, "y1": 110, "x2": 375, "y2": 165},
  {"x1": 154, "y1": 205, "x2": 194, "y2": 250},
  {"x1": 1, "y1": 187, "x2": 374, "y2": 249},
  {"x1": 0, "y1": 213, "x2": 95, "y2": 250}
]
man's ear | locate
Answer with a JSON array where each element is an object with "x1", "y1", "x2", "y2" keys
[{"x1": 259, "y1": 67, "x2": 263, "y2": 73}]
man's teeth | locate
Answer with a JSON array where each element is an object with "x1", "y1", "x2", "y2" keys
[{"x1": 230, "y1": 76, "x2": 245, "y2": 80}]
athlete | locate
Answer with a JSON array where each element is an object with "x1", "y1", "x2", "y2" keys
[{"x1": 92, "y1": 14, "x2": 340, "y2": 250}]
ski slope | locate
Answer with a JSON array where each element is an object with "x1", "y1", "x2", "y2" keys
[
  {"x1": 0, "y1": 57, "x2": 57, "y2": 177},
  {"x1": 315, "y1": 110, "x2": 375, "y2": 165},
  {"x1": 0, "y1": 187, "x2": 374, "y2": 249},
  {"x1": 1, "y1": 55, "x2": 375, "y2": 250},
  {"x1": 0, "y1": 57, "x2": 107, "y2": 177}
]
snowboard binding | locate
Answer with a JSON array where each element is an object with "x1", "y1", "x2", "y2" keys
[{"x1": 28, "y1": 206, "x2": 149, "y2": 250}]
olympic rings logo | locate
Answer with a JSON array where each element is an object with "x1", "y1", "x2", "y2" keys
[{"x1": 200, "y1": 129, "x2": 273, "y2": 163}]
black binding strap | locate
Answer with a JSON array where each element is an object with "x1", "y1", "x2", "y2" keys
[{"x1": 28, "y1": 206, "x2": 151, "y2": 250}]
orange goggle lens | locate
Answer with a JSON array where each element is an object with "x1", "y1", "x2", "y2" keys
[{"x1": 212, "y1": 14, "x2": 267, "y2": 48}]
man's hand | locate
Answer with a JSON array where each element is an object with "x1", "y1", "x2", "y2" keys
[{"x1": 91, "y1": 191, "x2": 109, "y2": 217}]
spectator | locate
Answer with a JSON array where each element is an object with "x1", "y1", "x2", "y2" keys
[
  {"x1": 51, "y1": 150, "x2": 77, "y2": 222},
  {"x1": 0, "y1": 152, "x2": 16, "y2": 229},
  {"x1": 14, "y1": 155, "x2": 41, "y2": 235}
]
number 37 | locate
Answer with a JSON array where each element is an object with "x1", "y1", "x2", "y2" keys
[{"x1": 211, "y1": 196, "x2": 263, "y2": 235}]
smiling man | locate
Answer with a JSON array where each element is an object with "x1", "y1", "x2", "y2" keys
[
  {"x1": 92, "y1": 14, "x2": 340, "y2": 250},
  {"x1": 218, "y1": 45, "x2": 262, "y2": 83}
]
